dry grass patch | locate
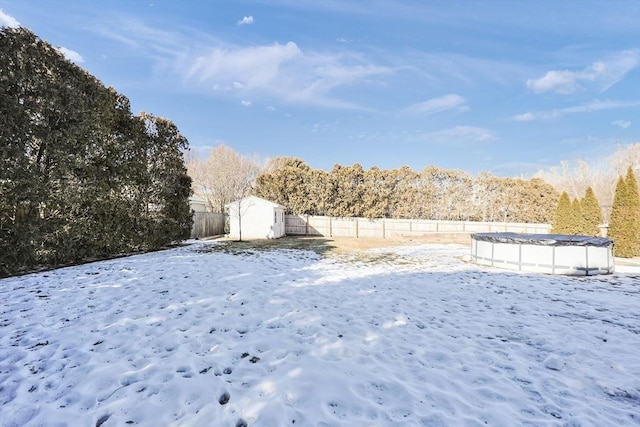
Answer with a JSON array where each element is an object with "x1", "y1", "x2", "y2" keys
[
  {"x1": 205, "y1": 233, "x2": 471, "y2": 257},
  {"x1": 327, "y1": 233, "x2": 472, "y2": 252}
]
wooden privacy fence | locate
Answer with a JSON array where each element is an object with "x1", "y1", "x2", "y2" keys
[
  {"x1": 285, "y1": 215, "x2": 551, "y2": 239},
  {"x1": 191, "y1": 212, "x2": 226, "y2": 239}
]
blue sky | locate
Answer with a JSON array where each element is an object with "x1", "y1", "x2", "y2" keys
[{"x1": 2, "y1": 1, "x2": 639, "y2": 177}]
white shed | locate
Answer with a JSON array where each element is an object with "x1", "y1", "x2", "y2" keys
[{"x1": 225, "y1": 195, "x2": 286, "y2": 240}]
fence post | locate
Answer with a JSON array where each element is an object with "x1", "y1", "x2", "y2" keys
[
  {"x1": 355, "y1": 218, "x2": 359, "y2": 238},
  {"x1": 329, "y1": 217, "x2": 333, "y2": 237}
]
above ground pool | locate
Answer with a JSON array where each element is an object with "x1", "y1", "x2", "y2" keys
[{"x1": 470, "y1": 232, "x2": 614, "y2": 276}]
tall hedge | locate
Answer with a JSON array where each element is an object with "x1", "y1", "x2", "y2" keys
[
  {"x1": 255, "y1": 160, "x2": 558, "y2": 222},
  {"x1": 0, "y1": 27, "x2": 192, "y2": 277},
  {"x1": 609, "y1": 167, "x2": 640, "y2": 257}
]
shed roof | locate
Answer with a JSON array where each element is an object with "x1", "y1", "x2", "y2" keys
[
  {"x1": 189, "y1": 195, "x2": 207, "y2": 204},
  {"x1": 224, "y1": 195, "x2": 285, "y2": 209}
]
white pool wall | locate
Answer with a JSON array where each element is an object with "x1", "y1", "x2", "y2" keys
[{"x1": 471, "y1": 236, "x2": 614, "y2": 276}]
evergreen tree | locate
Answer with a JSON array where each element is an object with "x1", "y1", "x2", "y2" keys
[
  {"x1": 570, "y1": 198, "x2": 585, "y2": 235},
  {"x1": 609, "y1": 176, "x2": 629, "y2": 256},
  {"x1": 139, "y1": 113, "x2": 193, "y2": 247},
  {"x1": 520, "y1": 178, "x2": 559, "y2": 224},
  {"x1": 254, "y1": 157, "x2": 315, "y2": 215},
  {"x1": 581, "y1": 186, "x2": 603, "y2": 236},
  {"x1": 1, "y1": 27, "x2": 192, "y2": 276},
  {"x1": 327, "y1": 163, "x2": 367, "y2": 218},
  {"x1": 609, "y1": 167, "x2": 640, "y2": 257},
  {"x1": 362, "y1": 167, "x2": 393, "y2": 219},
  {"x1": 626, "y1": 166, "x2": 640, "y2": 257},
  {"x1": 551, "y1": 192, "x2": 572, "y2": 234}
]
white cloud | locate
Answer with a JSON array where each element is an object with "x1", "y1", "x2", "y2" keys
[
  {"x1": 96, "y1": 17, "x2": 191, "y2": 56},
  {"x1": 57, "y1": 47, "x2": 85, "y2": 64},
  {"x1": 555, "y1": 99, "x2": 636, "y2": 114},
  {"x1": 185, "y1": 41, "x2": 392, "y2": 109},
  {"x1": 514, "y1": 112, "x2": 535, "y2": 122},
  {"x1": 413, "y1": 126, "x2": 495, "y2": 144},
  {"x1": 593, "y1": 50, "x2": 640, "y2": 91},
  {"x1": 188, "y1": 42, "x2": 302, "y2": 88},
  {"x1": 335, "y1": 37, "x2": 360, "y2": 44},
  {"x1": 403, "y1": 94, "x2": 468, "y2": 115},
  {"x1": 97, "y1": 17, "x2": 391, "y2": 109},
  {"x1": 514, "y1": 99, "x2": 640, "y2": 121},
  {"x1": 527, "y1": 70, "x2": 578, "y2": 94},
  {"x1": 0, "y1": 9, "x2": 20, "y2": 28},
  {"x1": 238, "y1": 16, "x2": 254, "y2": 25},
  {"x1": 527, "y1": 49, "x2": 640, "y2": 94},
  {"x1": 612, "y1": 120, "x2": 631, "y2": 129},
  {"x1": 240, "y1": 100, "x2": 252, "y2": 107}
]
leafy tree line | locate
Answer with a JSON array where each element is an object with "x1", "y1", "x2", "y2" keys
[
  {"x1": 1, "y1": 27, "x2": 192, "y2": 277},
  {"x1": 253, "y1": 157, "x2": 558, "y2": 223}
]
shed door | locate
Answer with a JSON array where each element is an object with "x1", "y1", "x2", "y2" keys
[{"x1": 274, "y1": 209, "x2": 283, "y2": 237}]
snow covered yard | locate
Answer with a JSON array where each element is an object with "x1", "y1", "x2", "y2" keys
[{"x1": 1, "y1": 240, "x2": 639, "y2": 427}]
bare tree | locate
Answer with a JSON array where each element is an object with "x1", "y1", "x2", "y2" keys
[
  {"x1": 610, "y1": 143, "x2": 640, "y2": 176},
  {"x1": 187, "y1": 143, "x2": 261, "y2": 213},
  {"x1": 185, "y1": 153, "x2": 206, "y2": 201},
  {"x1": 533, "y1": 142, "x2": 640, "y2": 221}
]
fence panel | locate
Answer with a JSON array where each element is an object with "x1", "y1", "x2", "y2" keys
[
  {"x1": 307, "y1": 216, "x2": 330, "y2": 236},
  {"x1": 357, "y1": 219, "x2": 383, "y2": 238},
  {"x1": 284, "y1": 215, "x2": 308, "y2": 235},
  {"x1": 191, "y1": 212, "x2": 225, "y2": 239},
  {"x1": 285, "y1": 215, "x2": 551, "y2": 239},
  {"x1": 330, "y1": 218, "x2": 357, "y2": 238}
]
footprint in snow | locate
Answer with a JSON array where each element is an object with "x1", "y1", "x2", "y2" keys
[
  {"x1": 241, "y1": 352, "x2": 260, "y2": 363},
  {"x1": 218, "y1": 392, "x2": 230, "y2": 405},
  {"x1": 176, "y1": 366, "x2": 193, "y2": 378},
  {"x1": 95, "y1": 414, "x2": 110, "y2": 427}
]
